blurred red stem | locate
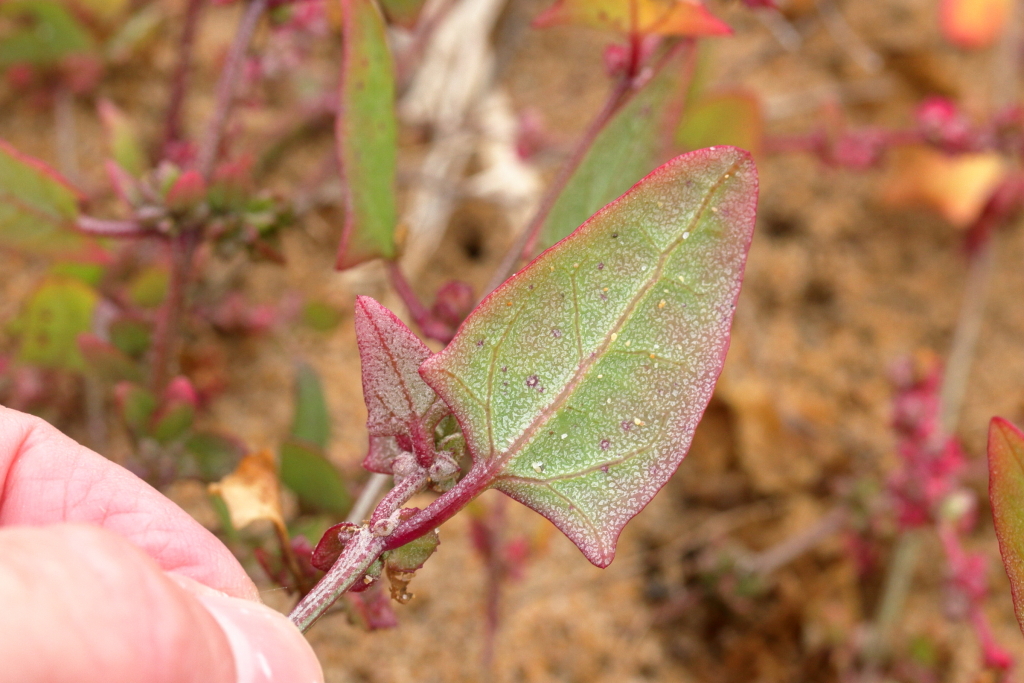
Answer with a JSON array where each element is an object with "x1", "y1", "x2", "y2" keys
[
  {"x1": 162, "y1": 0, "x2": 205, "y2": 157},
  {"x1": 196, "y1": 0, "x2": 269, "y2": 179},
  {"x1": 150, "y1": 231, "x2": 199, "y2": 393}
]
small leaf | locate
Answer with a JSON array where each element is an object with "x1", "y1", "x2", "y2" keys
[
  {"x1": 354, "y1": 296, "x2": 445, "y2": 474},
  {"x1": 280, "y1": 440, "x2": 352, "y2": 516},
  {"x1": 114, "y1": 381, "x2": 158, "y2": 433},
  {"x1": 677, "y1": 92, "x2": 762, "y2": 156},
  {"x1": 940, "y1": 0, "x2": 1010, "y2": 49},
  {"x1": 378, "y1": 0, "x2": 428, "y2": 28},
  {"x1": 384, "y1": 528, "x2": 439, "y2": 602},
  {"x1": 209, "y1": 450, "x2": 287, "y2": 531},
  {"x1": 534, "y1": 0, "x2": 731, "y2": 37},
  {"x1": 128, "y1": 265, "x2": 170, "y2": 308},
  {"x1": 0, "y1": 139, "x2": 86, "y2": 255},
  {"x1": 77, "y1": 333, "x2": 144, "y2": 382},
  {"x1": 98, "y1": 99, "x2": 147, "y2": 176},
  {"x1": 311, "y1": 521, "x2": 360, "y2": 571},
  {"x1": 884, "y1": 147, "x2": 1006, "y2": 227},
  {"x1": 988, "y1": 417, "x2": 1024, "y2": 635},
  {"x1": 291, "y1": 363, "x2": 331, "y2": 450},
  {"x1": 17, "y1": 276, "x2": 98, "y2": 371},
  {"x1": 335, "y1": 0, "x2": 399, "y2": 270},
  {"x1": 539, "y1": 44, "x2": 694, "y2": 250},
  {"x1": 109, "y1": 318, "x2": 152, "y2": 358},
  {"x1": 301, "y1": 300, "x2": 343, "y2": 331},
  {"x1": 186, "y1": 431, "x2": 245, "y2": 481},
  {"x1": 0, "y1": 1, "x2": 95, "y2": 67},
  {"x1": 421, "y1": 148, "x2": 758, "y2": 566}
]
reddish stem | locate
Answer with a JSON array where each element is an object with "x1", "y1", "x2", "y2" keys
[
  {"x1": 149, "y1": 231, "x2": 198, "y2": 393},
  {"x1": 162, "y1": 0, "x2": 205, "y2": 157},
  {"x1": 76, "y1": 215, "x2": 150, "y2": 238}
]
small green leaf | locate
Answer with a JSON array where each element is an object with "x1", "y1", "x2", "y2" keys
[
  {"x1": 17, "y1": 277, "x2": 98, "y2": 371},
  {"x1": 335, "y1": 0, "x2": 399, "y2": 270},
  {"x1": 988, "y1": 417, "x2": 1024, "y2": 635},
  {"x1": 98, "y1": 99, "x2": 147, "y2": 177},
  {"x1": 128, "y1": 265, "x2": 169, "y2": 308},
  {"x1": 0, "y1": 139, "x2": 86, "y2": 255},
  {"x1": 186, "y1": 431, "x2": 245, "y2": 481},
  {"x1": 0, "y1": 1, "x2": 95, "y2": 67},
  {"x1": 109, "y1": 318, "x2": 152, "y2": 358},
  {"x1": 421, "y1": 148, "x2": 758, "y2": 566},
  {"x1": 116, "y1": 382, "x2": 158, "y2": 433},
  {"x1": 302, "y1": 300, "x2": 343, "y2": 332},
  {"x1": 280, "y1": 439, "x2": 352, "y2": 516},
  {"x1": 49, "y1": 261, "x2": 105, "y2": 286},
  {"x1": 291, "y1": 363, "x2": 331, "y2": 450},
  {"x1": 151, "y1": 403, "x2": 195, "y2": 444},
  {"x1": 539, "y1": 44, "x2": 693, "y2": 250},
  {"x1": 677, "y1": 92, "x2": 762, "y2": 156}
]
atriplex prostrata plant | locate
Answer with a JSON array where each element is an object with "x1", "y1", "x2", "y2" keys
[{"x1": 291, "y1": 147, "x2": 758, "y2": 630}]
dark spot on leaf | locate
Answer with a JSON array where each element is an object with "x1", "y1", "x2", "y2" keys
[
  {"x1": 551, "y1": 328, "x2": 562, "y2": 338},
  {"x1": 501, "y1": 366, "x2": 507, "y2": 372},
  {"x1": 476, "y1": 338, "x2": 485, "y2": 347},
  {"x1": 621, "y1": 421, "x2": 632, "y2": 431},
  {"x1": 611, "y1": 233, "x2": 618, "y2": 238},
  {"x1": 600, "y1": 465, "x2": 610, "y2": 473},
  {"x1": 600, "y1": 439, "x2": 610, "y2": 450},
  {"x1": 597, "y1": 262, "x2": 604, "y2": 270},
  {"x1": 526, "y1": 375, "x2": 539, "y2": 388}
]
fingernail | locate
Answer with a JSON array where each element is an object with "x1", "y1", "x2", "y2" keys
[{"x1": 194, "y1": 590, "x2": 325, "y2": 683}]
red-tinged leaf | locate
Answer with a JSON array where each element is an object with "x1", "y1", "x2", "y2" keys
[
  {"x1": 940, "y1": 0, "x2": 1010, "y2": 49},
  {"x1": 379, "y1": 0, "x2": 428, "y2": 28},
  {"x1": 335, "y1": 0, "x2": 399, "y2": 270},
  {"x1": 77, "y1": 333, "x2": 144, "y2": 382},
  {"x1": 311, "y1": 521, "x2": 360, "y2": 571},
  {"x1": 0, "y1": 139, "x2": 87, "y2": 255},
  {"x1": 677, "y1": 92, "x2": 763, "y2": 156},
  {"x1": 538, "y1": 44, "x2": 694, "y2": 250},
  {"x1": 355, "y1": 296, "x2": 446, "y2": 474},
  {"x1": 420, "y1": 148, "x2": 758, "y2": 566},
  {"x1": 98, "y1": 99, "x2": 146, "y2": 176},
  {"x1": 165, "y1": 169, "x2": 207, "y2": 211},
  {"x1": 534, "y1": 0, "x2": 732, "y2": 37},
  {"x1": 988, "y1": 417, "x2": 1024, "y2": 635}
]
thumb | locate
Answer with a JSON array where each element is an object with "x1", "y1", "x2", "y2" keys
[{"x1": 0, "y1": 524, "x2": 323, "y2": 683}]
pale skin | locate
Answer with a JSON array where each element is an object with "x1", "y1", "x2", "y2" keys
[{"x1": 0, "y1": 405, "x2": 324, "y2": 683}]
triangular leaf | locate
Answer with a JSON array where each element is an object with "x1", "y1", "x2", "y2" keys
[
  {"x1": 420, "y1": 148, "x2": 757, "y2": 566},
  {"x1": 534, "y1": 0, "x2": 731, "y2": 37},
  {"x1": 355, "y1": 296, "x2": 445, "y2": 474},
  {"x1": 0, "y1": 139, "x2": 87, "y2": 255},
  {"x1": 335, "y1": 0, "x2": 399, "y2": 270},
  {"x1": 988, "y1": 417, "x2": 1024, "y2": 636},
  {"x1": 538, "y1": 43, "x2": 694, "y2": 251}
]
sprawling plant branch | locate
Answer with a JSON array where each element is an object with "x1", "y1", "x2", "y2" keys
[
  {"x1": 196, "y1": 0, "x2": 270, "y2": 179},
  {"x1": 163, "y1": 0, "x2": 206, "y2": 157}
]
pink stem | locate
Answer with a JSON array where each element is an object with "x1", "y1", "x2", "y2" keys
[{"x1": 162, "y1": 0, "x2": 205, "y2": 157}]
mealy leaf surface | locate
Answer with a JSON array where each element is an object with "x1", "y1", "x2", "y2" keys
[
  {"x1": 421, "y1": 147, "x2": 757, "y2": 566},
  {"x1": 335, "y1": 0, "x2": 399, "y2": 270},
  {"x1": 355, "y1": 296, "x2": 444, "y2": 474},
  {"x1": 988, "y1": 417, "x2": 1024, "y2": 635}
]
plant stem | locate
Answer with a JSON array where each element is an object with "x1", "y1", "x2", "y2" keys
[
  {"x1": 860, "y1": 529, "x2": 925, "y2": 673},
  {"x1": 289, "y1": 527, "x2": 387, "y2": 632},
  {"x1": 76, "y1": 216, "x2": 149, "y2": 237},
  {"x1": 386, "y1": 260, "x2": 432, "y2": 324},
  {"x1": 346, "y1": 472, "x2": 390, "y2": 523},
  {"x1": 289, "y1": 464, "x2": 492, "y2": 631},
  {"x1": 481, "y1": 75, "x2": 633, "y2": 299},
  {"x1": 162, "y1": 0, "x2": 205, "y2": 157},
  {"x1": 196, "y1": 0, "x2": 269, "y2": 179},
  {"x1": 150, "y1": 231, "x2": 199, "y2": 393}
]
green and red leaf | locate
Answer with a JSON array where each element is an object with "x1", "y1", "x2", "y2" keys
[
  {"x1": 534, "y1": 0, "x2": 731, "y2": 37},
  {"x1": 988, "y1": 417, "x2": 1024, "y2": 635},
  {"x1": 355, "y1": 295, "x2": 445, "y2": 474},
  {"x1": 0, "y1": 139, "x2": 88, "y2": 255},
  {"x1": 420, "y1": 147, "x2": 758, "y2": 566},
  {"x1": 335, "y1": 0, "x2": 399, "y2": 270}
]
